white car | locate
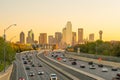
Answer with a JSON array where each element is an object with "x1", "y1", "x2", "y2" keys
[
  {"x1": 102, "y1": 67, "x2": 108, "y2": 72},
  {"x1": 89, "y1": 65, "x2": 96, "y2": 69},
  {"x1": 63, "y1": 58, "x2": 67, "y2": 62},
  {"x1": 38, "y1": 71, "x2": 44, "y2": 75},
  {"x1": 50, "y1": 73, "x2": 58, "y2": 80},
  {"x1": 29, "y1": 71, "x2": 35, "y2": 76}
]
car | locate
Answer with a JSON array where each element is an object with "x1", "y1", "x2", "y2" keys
[
  {"x1": 71, "y1": 61, "x2": 77, "y2": 65},
  {"x1": 50, "y1": 73, "x2": 58, "y2": 80},
  {"x1": 89, "y1": 65, "x2": 96, "y2": 69},
  {"x1": 38, "y1": 64, "x2": 42, "y2": 67},
  {"x1": 22, "y1": 58, "x2": 25, "y2": 60},
  {"x1": 98, "y1": 64, "x2": 103, "y2": 67},
  {"x1": 112, "y1": 73, "x2": 120, "y2": 80},
  {"x1": 62, "y1": 58, "x2": 67, "y2": 62},
  {"x1": 23, "y1": 61, "x2": 27, "y2": 64},
  {"x1": 31, "y1": 64, "x2": 35, "y2": 67},
  {"x1": 18, "y1": 77, "x2": 25, "y2": 80},
  {"x1": 102, "y1": 67, "x2": 108, "y2": 72},
  {"x1": 88, "y1": 61, "x2": 93, "y2": 65},
  {"x1": 112, "y1": 67, "x2": 118, "y2": 71},
  {"x1": 116, "y1": 72, "x2": 120, "y2": 77},
  {"x1": 38, "y1": 71, "x2": 44, "y2": 75},
  {"x1": 25, "y1": 66, "x2": 30, "y2": 70},
  {"x1": 80, "y1": 64, "x2": 85, "y2": 68},
  {"x1": 29, "y1": 71, "x2": 35, "y2": 76}
]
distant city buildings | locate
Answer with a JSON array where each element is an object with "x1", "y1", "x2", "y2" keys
[
  {"x1": 20, "y1": 31, "x2": 25, "y2": 44},
  {"x1": 89, "y1": 33, "x2": 94, "y2": 42},
  {"x1": 18, "y1": 22, "x2": 103, "y2": 49},
  {"x1": 26, "y1": 29, "x2": 34, "y2": 44},
  {"x1": 39, "y1": 33, "x2": 47, "y2": 45},
  {"x1": 72, "y1": 32, "x2": 76, "y2": 46},
  {"x1": 78, "y1": 28, "x2": 83, "y2": 44}
]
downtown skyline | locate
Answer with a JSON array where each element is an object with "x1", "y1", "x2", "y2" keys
[{"x1": 0, "y1": 0, "x2": 120, "y2": 42}]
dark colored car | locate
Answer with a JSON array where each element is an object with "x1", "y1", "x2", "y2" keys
[
  {"x1": 72, "y1": 61, "x2": 77, "y2": 65},
  {"x1": 112, "y1": 67, "x2": 118, "y2": 71},
  {"x1": 23, "y1": 61, "x2": 27, "y2": 64},
  {"x1": 26, "y1": 66, "x2": 30, "y2": 70},
  {"x1": 88, "y1": 61, "x2": 93, "y2": 65},
  {"x1": 98, "y1": 64, "x2": 103, "y2": 67},
  {"x1": 80, "y1": 64, "x2": 85, "y2": 68}
]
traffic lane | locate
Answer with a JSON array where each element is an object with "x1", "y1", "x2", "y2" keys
[
  {"x1": 48, "y1": 53, "x2": 119, "y2": 80},
  {"x1": 33, "y1": 53, "x2": 70, "y2": 80},
  {"x1": 39, "y1": 53, "x2": 96, "y2": 80},
  {"x1": 16, "y1": 54, "x2": 28, "y2": 80}
]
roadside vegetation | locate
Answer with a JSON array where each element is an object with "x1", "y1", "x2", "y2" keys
[{"x1": 67, "y1": 40, "x2": 120, "y2": 57}]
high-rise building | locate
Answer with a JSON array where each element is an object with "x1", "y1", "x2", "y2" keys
[
  {"x1": 26, "y1": 29, "x2": 34, "y2": 44},
  {"x1": 55, "y1": 32, "x2": 62, "y2": 44},
  {"x1": 72, "y1": 32, "x2": 76, "y2": 45},
  {"x1": 39, "y1": 33, "x2": 47, "y2": 45},
  {"x1": 20, "y1": 31, "x2": 25, "y2": 44},
  {"x1": 48, "y1": 35, "x2": 55, "y2": 45},
  {"x1": 89, "y1": 33, "x2": 94, "y2": 42},
  {"x1": 62, "y1": 28, "x2": 66, "y2": 43},
  {"x1": 78, "y1": 28, "x2": 83, "y2": 44}
]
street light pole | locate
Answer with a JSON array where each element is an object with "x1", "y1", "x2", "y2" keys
[{"x1": 3, "y1": 24, "x2": 16, "y2": 72}]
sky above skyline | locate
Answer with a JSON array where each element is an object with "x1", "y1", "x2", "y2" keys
[{"x1": 0, "y1": 0, "x2": 120, "y2": 42}]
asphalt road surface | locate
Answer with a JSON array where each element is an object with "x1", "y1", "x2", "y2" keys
[{"x1": 11, "y1": 51, "x2": 70, "y2": 80}]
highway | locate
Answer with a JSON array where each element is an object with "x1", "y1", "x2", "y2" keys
[
  {"x1": 38, "y1": 52, "x2": 96, "y2": 80},
  {"x1": 11, "y1": 51, "x2": 70, "y2": 80},
  {"x1": 47, "y1": 51, "x2": 120, "y2": 80}
]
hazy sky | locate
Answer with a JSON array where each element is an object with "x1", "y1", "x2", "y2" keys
[{"x1": 0, "y1": 0, "x2": 120, "y2": 42}]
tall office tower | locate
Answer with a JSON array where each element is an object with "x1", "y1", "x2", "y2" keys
[
  {"x1": 55, "y1": 32, "x2": 62, "y2": 44},
  {"x1": 39, "y1": 33, "x2": 47, "y2": 45},
  {"x1": 26, "y1": 29, "x2": 34, "y2": 44},
  {"x1": 99, "y1": 30, "x2": 103, "y2": 40},
  {"x1": 89, "y1": 33, "x2": 94, "y2": 42},
  {"x1": 62, "y1": 28, "x2": 66, "y2": 43},
  {"x1": 72, "y1": 32, "x2": 76, "y2": 46},
  {"x1": 48, "y1": 35, "x2": 54, "y2": 45},
  {"x1": 78, "y1": 28, "x2": 83, "y2": 44},
  {"x1": 20, "y1": 31, "x2": 25, "y2": 44},
  {"x1": 66, "y1": 21, "x2": 72, "y2": 45}
]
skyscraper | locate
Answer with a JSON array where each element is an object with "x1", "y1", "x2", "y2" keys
[
  {"x1": 64, "y1": 21, "x2": 72, "y2": 45},
  {"x1": 55, "y1": 32, "x2": 62, "y2": 44},
  {"x1": 62, "y1": 28, "x2": 66, "y2": 43},
  {"x1": 39, "y1": 33, "x2": 47, "y2": 45},
  {"x1": 72, "y1": 32, "x2": 76, "y2": 46},
  {"x1": 48, "y1": 35, "x2": 55, "y2": 45},
  {"x1": 26, "y1": 29, "x2": 34, "y2": 44},
  {"x1": 78, "y1": 28, "x2": 83, "y2": 44},
  {"x1": 20, "y1": 31, "x2": 25, "y2": 44},
  {"x1": 89, "y1": 33, "x2": 94, "y2": 42}
]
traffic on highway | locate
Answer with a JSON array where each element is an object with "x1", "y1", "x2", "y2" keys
[
  {"x1": 11, "y1": 50, "x2": 120, "y2": 80},
  {"x1": 47, "y1": 50, "x2": 120, "y2": 80},
  {"x1": 12, "y1": 51, "x2": 70, "y2": 80}
]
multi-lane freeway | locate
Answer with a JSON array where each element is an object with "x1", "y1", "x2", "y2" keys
[
  {"x1": 47, "y1": 51, "x2": 120, "y2": 80},
  {"x1": 10, "y1": 50, "x2": 120, "y2": 80},
  {"x1": 11, "y1": 51, "x2": 70, "y2": 80}
]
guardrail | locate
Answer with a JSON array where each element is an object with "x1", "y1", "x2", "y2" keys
[{"x1": 67, "y1": 52, "x2": 120, "y2": 62}]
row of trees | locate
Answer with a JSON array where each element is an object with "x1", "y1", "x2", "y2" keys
[
  {"x1": 68, "y1": 40, "x2": 120, "y2": 57},
  {"x1": 0, "y1": 37, "x2": 16, "y2": 71}
]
